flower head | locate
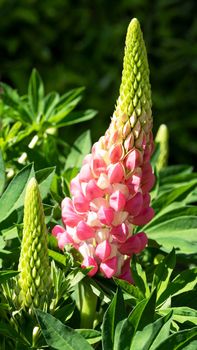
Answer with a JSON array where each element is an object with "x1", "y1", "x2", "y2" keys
[{"x1": 52, "y1": 18, "x2": 154, "y2": 282}]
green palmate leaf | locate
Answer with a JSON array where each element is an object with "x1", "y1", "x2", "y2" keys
[
  {"x1": 144, "y1": 203, "x2": 197, "y2": 230},
  {"x1": 185, "y1": 187, "x2": 197, "y2": 205},
  {"x1": 48, "y1": 249, "x2": 68, "y2": 266},
  {"x1": 114, "y1": 277, "x2": 144, "y2": 301},
  {"x1": 131, "y1": 256, "x2": 150, "y2": 297},
  {"x1": 154, "y1": 326, "x2": 197, "y2": 350},
  {"x1": 53, "y1": 301, "x2": 75, "y2": 323},
  {"x1": 146, "y1": 216, "x2": 197, "y2": 254},
  {"x1": 130, "y1": 311, "x2": 173, "y2": 350},
  {"x1": 48, "y1": 87, "x2": 84, "y2": 124},
  {"x1": 0, "y1": 151, "x2": 5, "y2": 196},
  {"x1": 160, "y1": 165, "x2": 193, "y2": 178},
  {"x1": 102, "y1": 288, "x2": 126, "y2": 350},
  {"x1": 65, "y1": 130, "x2": 91, "y2": 170},
  {"x1": 157, "y1": 268, "x2": 197, "y2": 306},
  {"x1": 152, "y1": 249, "x2": 176, "y2": 301},
  {"x1": 76, "y1": 329, "x2": 101, "y2": 345},
  {"x1": 159, "y1": 307, "x2": 197, "y2": 325},
  {"x1": 153, "y1": 181, "x2": 197, "y2": 213},
  {"x1": 87, "y1": 278, "x2": 111, "y2": 304},
  {"x1": 36, "y1": 309, "x2": 93, "y2": 350},
  {"x1": 35, "y1": 166, "x2": 55, "y2": 199},
  {"x1": 116, "y1": 290, "x2": 157, "y2": 350},
  {"x1": 43, "y1": 91, "x2": 59, "y2": 119},
  {"x1": 151, "y1": 143, "x2": 160, "y2": 168},
  {"x1": 0, "y1": 270, "x2": 19, "y2": 283},
  {"x1": 28, "y1": 68, "x2": 44, "y2": 118},
  {"x1": 0, "y1": 163, "x2": 34, "y2": 224},
  {"x1": 0, "y1": 83, "x2": 31, "y2": 123},
  {"x1": 55, "y1": 109, "x2": 97, "y2": 127},
  {"x1": 0, "y1": 322, "x2": 30, "y2": 346}
]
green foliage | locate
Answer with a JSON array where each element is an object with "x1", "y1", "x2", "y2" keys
[
  {"x1": 144, "y1": 164, "x2": 197, "y2": 254},
  {"x1": 36, "y1": 310, "x2": 94, "y2": 350},
  {"x1": 0, "y1": 69, "x2": 96, "y2": 175},
  {"x1": 0, "y1": 0, "x2": 196, "y2": 166}
]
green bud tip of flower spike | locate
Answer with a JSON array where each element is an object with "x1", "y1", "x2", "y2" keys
[
  {"x1": 18, "y1": 177, "x2": 51, "y2": 309},
  {"x1": 115, "y1": 18, "x2": 152, "y2": 121},
  {"x1": 155, "y1": 124, "x2": 169, "y2": 171}
]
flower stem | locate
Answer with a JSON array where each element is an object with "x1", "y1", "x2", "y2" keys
[{"x1": 78, "y1": 278, "x2": 97, "y2": 329}]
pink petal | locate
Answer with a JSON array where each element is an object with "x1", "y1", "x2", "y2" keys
[
  {"x1": 100, "y1": 257, "x2": 118, "y2": 278},
  {"x1": 57, "y1": 232, "x2": 74, "y2": 250},
  {"x1": 141, "y1": 173, "x2": 155, "y2": 193},
  {"x1": 118, "y1": 258, "x2": 134, "y2": 284},
  {"x1": 76, "y1": 221, "x2": 95, "y2": 240},
  {"x1": 124, "y1": 148, "x2": 143, "y2": 172},
  {"x1": 119, "y1": 232, "x2": 148, "y2": 255},
  {"x1": 108, "y1": 162, "x2": 124, "y2": 184},
  {"x1": 132, "y1": 207, "x2": 154, "y2": 226},
  {"x1": 125, "y1": 192, "x2": 143, "y2": 216},
  {"x1": 81, "y1": 256, "x2": 98, "y2": 277},
  {"x1": 91, "y1": 156, "x2": 107, "y2": 177},
  {"x1": 95, "y1": 240, "x2": 111, "y2": 261},
  {"x1": 96, "y1": 228, "x2": 110, "y2": 243},
  {"x1": 143, "y1": 193, "x2": 151, "y2": 208},
  {"x1": 97, "y1": 206, "x2": 114, "y2": 225},
  {"x1": 143, "y1": 145, "x2": 152, "y2": 163},
  {"x1": 126, "y1": 169, "x2": 142, "y2": 195},
  {"x1": 110, "y1": 190, "x2": 126, "y2": 211},
  {"x1": 85, "y1": 179, "x2": 104, "y2": 201},
  {"x1": 79, "y1": 163, "x2": 93, "y2": 182},
  {"x1": 124, "y1": 133, "x2": 134, "y2": 152},
  {"x1": 112, "y1": 183, "x2": 129, "y2": 198},
  {"x1": 61, "y1": 197, "x2": 83, "y2": 227},
  {"x1": 52, "y1": 225, "x2": 65, "y2": 237},
  {"x1": 109, "y1": 144, "x2": 124, "y2": 163},
  {"x1": 111, "y1": 223, "x2": 128, "y2": 243},
  {"x1": 112, "y1": 211, "x2": 128, "y2": 226},
  {"x1": 87, "y1": 211, "x2": 100, "y2": 227},
  {"x1": 73, "y1": 193, "x2": 89, "y2": 213},
  {"x1": 82, "y1": 153, "x2": 92, "y2": 165},
  {"x1": 90, "y1": 197, "x2": 109, "y2": 211},
  {"x1": 97, "y1": 173, "x2": 110, "y2": 189},
  {"x1": 70, "y1": 175, "x2": 81, "y2": 196}
]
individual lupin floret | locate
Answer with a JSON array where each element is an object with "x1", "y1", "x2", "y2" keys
[
  {"x1": 52, "y1": 18, "x2": 155, "y2": 283},
  {"x1": 155, "y1": 124, "x2": 169, "y2": 171},
  {"x1": 18, "y1": 177, "x2": 51, "y2": 309}
]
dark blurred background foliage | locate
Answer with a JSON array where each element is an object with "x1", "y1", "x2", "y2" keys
[{"x1": 0, "y1": 0, "x2": 196, "y2": 166}]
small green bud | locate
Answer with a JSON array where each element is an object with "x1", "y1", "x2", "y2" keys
[
  {"x1": 18, "y1": 177, "x2": 51, "y2": 309},
  {"x1": 155, "y1": 124, "x2": 169, "y2": 171}
]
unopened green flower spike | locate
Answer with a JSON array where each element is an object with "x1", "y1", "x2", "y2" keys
[
  {"x1": 155, "y1": 124, "x2": 169, "y2": 171},
  {"x1": 115, "y1": 18, "x2": 152, "y2": 124},
  {"x1": 18, "y1": 177, "x2": 51, "y2": 309}
]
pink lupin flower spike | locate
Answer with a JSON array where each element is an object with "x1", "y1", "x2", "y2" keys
[{"x1": 52, "y1": 18, "x2": 154, "y2": 282}]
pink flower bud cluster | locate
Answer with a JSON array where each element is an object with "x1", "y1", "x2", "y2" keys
[{"x1": 52, "y1": 113, "x2": 155, "y2": 283}]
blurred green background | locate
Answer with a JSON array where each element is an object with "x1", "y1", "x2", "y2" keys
[{"x1": 0, "y1": 0, "x2": 196, "y2": 167}]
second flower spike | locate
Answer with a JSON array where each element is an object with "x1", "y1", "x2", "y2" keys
[{"x1": 18, "y1": 177, "x2": 51, "y2": 309}]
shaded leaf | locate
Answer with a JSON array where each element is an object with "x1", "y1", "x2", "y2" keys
[
  {"x1": 102, "y1": 288, "x2": 126, "y2": 350},
  {"x1": 65, "y1": 130, "x2": 91, "y2": 169},
  {"x1": 28, "y1": 69, "x2": 44, "y2": 118},
  {"x1": 36, "y1": 309, "x2": 93, "y2": 350},
  {"x1": 0, "y1": 164, "x2": 34, "y2": 223},
  {"x1": 0, "y1": 270, "x2": 19, "y2": 283},
  {"x1": 0, "y1": 151, "x2": 5, "y2": 196},
  {"x1": 130, "y1": 311, "x2": 173, "y2": 350},
  {"x1": 154, "y1": 326, "x2": 197, "y2": 350}
]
